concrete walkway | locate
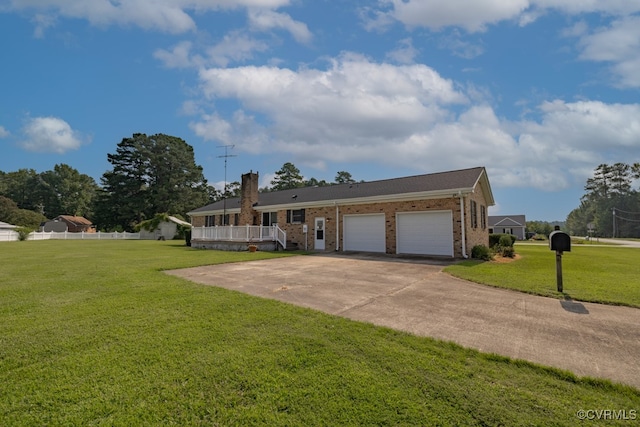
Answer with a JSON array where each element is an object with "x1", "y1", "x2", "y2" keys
[{"x1": 166, "y1": 253, "x2": 640, "y2": 389}]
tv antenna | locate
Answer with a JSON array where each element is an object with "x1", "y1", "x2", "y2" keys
[{"x1": 218, "y1": 145, "x2": 237, "y2": 224}]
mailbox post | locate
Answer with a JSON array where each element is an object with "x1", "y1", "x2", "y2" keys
[{"x1": 549, "y1": 229, "x2": 571, "y2": 292}]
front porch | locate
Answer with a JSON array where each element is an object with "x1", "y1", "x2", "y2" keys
[{"x1": 190, "y1": 225, "x2": 287, "y2": 251}]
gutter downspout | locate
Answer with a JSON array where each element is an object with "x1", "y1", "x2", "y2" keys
[
  {"x1": 335, "y1": 202, "x2": 340, "y2": 251},
  {"x1": 459, "y1": 191, "x2": 468, "y2": 259}
]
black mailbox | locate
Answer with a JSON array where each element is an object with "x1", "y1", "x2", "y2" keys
[{"x1": 549, "y1": 231, "x2": 571, "y2": 252}]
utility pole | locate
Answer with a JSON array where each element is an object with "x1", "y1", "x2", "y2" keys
[
  {"x1": 218, "y1": 145, "x2": 236, "y2": 225},
  {"x1": 612, "y1": 207, "x2": 616, "y2": 238}
]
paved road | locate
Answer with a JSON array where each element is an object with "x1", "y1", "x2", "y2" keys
[
  {"x1": 166, "y1": 253, "x2": 640, "y2": 389},
  {"x1": 588, "y1": 238, "x2": 640, "y2": 248}
]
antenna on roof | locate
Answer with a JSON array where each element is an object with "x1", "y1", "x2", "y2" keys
[{"x1": 218, "y1": 145, "x2": 237, "y2": 225}]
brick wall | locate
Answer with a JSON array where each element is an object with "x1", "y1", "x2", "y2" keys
[
  {"x1": 276, "y1": 197, "x2": 467, "y2": 256},
  {"x1": 240, "y1": 172, "x2": 259, "y2": 225},
  {"x1": 464, "y1": 186, "x2": 490, "y2": 254}
]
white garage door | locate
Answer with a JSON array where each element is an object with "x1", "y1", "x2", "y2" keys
[
  {"x1": 397, "y1": 211, "x2": 453, "y2": 256},
  {"x1": 343, "y1": 214, "x2": 386, "y2": 253}
]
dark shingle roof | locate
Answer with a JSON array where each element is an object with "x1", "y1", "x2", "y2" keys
[{"x1": 189, "y1": 167, "x2": 492, "y2": 214}]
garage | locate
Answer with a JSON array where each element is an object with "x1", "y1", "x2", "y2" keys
[
  {"x1": 396, "y1": 211, "x2": 454, "y2": 256},
  {"x1": 343, "y1": 214, "x2": 386, "y2": 253}
]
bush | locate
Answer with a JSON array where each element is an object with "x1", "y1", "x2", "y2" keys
[
  {"x1": 489, "y1": 233, "x2": 516, "y2": 248},
  {"x1": 15, "y1": 226, "x2": 33, "y2": 241},
  {"x1": 498, "y1": 234, "x2": 514, "y2": 248},
  {"x1": 500, "y1": 246, "x2": 516, "y2": 258},
  {"x1": 471, "y1": 244, "x2": 492, "y2": 261}
]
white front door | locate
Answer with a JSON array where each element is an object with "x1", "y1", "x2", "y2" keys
[{"x1": 314, "y1": 217, "x2": 325, "y2": 250}]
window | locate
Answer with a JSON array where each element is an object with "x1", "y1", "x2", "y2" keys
[
  {"x1": 262, "y1": 212, "x2": 278, "y2": 226},
  {"x1": 234, "y1": 214, "x2": 239, "y2": 226},
  {"x1": 470, "y1": 200, "x2": 478, "y2": 229},
  {"x1": 481, "y1": 205, "x2": 486, "y2": 229},
  {"x1": 286, "y1": 209, "x2": 305, "y2": 224},
  {"x1": 205, "y1": 215, "x2": 215, "y2": 227}
]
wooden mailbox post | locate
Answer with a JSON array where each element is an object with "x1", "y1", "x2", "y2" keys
[{"x1": 549, "y1": 229, "x2": 571, "y2": 292}]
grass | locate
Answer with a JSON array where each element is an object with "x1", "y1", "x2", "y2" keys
[
  {"x1": 446, "y1": 245, "x2": 640, "y2": 307},
  {"x1": 1, "y1": 240, "x2": 639, "y2": 426}
]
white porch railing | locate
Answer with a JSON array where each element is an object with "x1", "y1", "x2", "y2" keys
[{"x1": 192, "y1": 225, "x2": 287, "y2": 247}]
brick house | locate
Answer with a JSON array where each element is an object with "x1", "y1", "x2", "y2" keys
[{"x1": 188, "y1": 167, "x2": 495, "y2": 258}]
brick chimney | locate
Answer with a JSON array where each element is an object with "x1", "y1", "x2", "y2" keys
[{"x1": 240, "y1": 171, "x2": 259, "y2": 225}]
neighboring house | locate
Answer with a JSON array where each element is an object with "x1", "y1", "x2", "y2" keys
[
  {"x1": 139, "y1": 216, "x2": 191, "y2": 240},
  {"x1": 0, "y1": 221, "x2": 17, "y2": 230},
  {"x1": 41, "y1": 215, "x2": 95, "y2": 233},
  {"x1": 0, "y1": 221, "x2": 18, "y2": 242},
  {"x1": 188, "y1": 167, "x2": 495, "y2": 258},
  {"x1": 488, "y1": 215, "x2": 526, "y2": 240}
]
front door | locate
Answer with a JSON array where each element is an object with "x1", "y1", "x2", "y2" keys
[{"x1": 315, "y1": 217, "x2": 325, "y2": 250}]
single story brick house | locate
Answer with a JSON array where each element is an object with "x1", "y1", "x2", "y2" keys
[
  {"x1": 488, "y1": 215, "x2": 526, "y2": 240},
  {"x1": 188, "y1": 167, "x2": 495, "y2": 258}
]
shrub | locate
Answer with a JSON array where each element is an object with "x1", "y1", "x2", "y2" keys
[
  {"x1": 471, "y1": 244, "x2": 492, "y2": 261},
  {"x1": 490, "y1": 233, "x2": 517, "y2": 248},
  {"x1": 15, "y1": 226, "x2": 33, "y2": 241},
  {"x1": 499, "y1": 234, "x2": 515, "y2": 248},
  {"x1": 500, "y1": 246, "x2": 516, "y2": 258}
]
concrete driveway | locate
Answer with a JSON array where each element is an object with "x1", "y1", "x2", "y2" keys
[{"x1": 166, "y1": 253, "x2": 640, "y2": 389}]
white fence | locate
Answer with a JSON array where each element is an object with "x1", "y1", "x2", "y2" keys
[
  {"x1": 0, "y1": 230, "x2": 19, "y2": 242},
  {"x1": 27, "y1": 231, "x2": 141, "y2": 240}
]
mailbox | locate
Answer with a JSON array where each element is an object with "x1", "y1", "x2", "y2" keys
[{"x1": 549, "y1": 231, "x2": 571, "y2": 252}]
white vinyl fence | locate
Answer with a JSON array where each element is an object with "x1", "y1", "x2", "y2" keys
[
  {"x1": 27, "y1": 231, "x2": 141, "y2": 240},
  {"x1": 0, "y1": 230, "x2": 19, "y2": 242}
]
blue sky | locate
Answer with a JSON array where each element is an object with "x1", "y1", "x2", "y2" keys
[{"x1": 1, "y1": 1, "x2": 640, "y2": 222}]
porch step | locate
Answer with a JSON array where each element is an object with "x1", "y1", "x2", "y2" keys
[{"x1": 282, "y1": 240, "x2": 299, "y2": 251}]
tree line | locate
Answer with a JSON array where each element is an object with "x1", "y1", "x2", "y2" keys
[
  {"x1": 1, "y1": 134, "x2": 358, "y2": 231},
  {"x1": 566, "y1": 163, "x2": 640, "y2": 238}
]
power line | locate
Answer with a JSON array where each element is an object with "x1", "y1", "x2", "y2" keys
[{"x1": 613, "y1": 207, "x2": 640, "y2": 215}]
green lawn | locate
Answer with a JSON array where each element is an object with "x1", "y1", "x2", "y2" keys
[
  {"x1": 1, "y1": 240, "x2": 638, "y2": 426},
  {"x1": 446, "y1": 244, "x2": 640, "y2": 307}
]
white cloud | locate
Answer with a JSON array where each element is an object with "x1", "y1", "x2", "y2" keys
[
  {"x1": 248, "y1": 8, "x2": 312, "y2": 44},
  {"x1": 190, "y1": 54, "x2": 640, "y2": 191},
  {"x1": 31, "y1": 13, "x2": 56, "y2": 38},
  {"x1": 20, "y1": 116, "x2": 85, "y2": 153},
  {"x1": 382, "y1": 0, "x2": 530, "y2": 32},
  {"x1": 155, "y1": 32, "x2": 270, "y2": 69},
  {"x1": 437, "y1": 31, "x2": 484, "y2": 59},
  {"x1": 577, "y1": 16, "x2": 640, "y2": 87},
  {"x1": 532, "y1": 0, "x2": 640, "y2": 15},
  {"x1": 375, "y1": 0, "x2": 640, "y2": 33},
  {"x1": 0, "y1": 126, "x2": 10, "y2": 138},
  {"x1": 6, "y1": 0, "x2": 293, "y2": 34},
  {"x1": 206, "y1": 31, "x2": 270, "y2": 67},
  {"x1": 386, "y1": 38, "x2": 419, "y2": 64},
  {"x1": 154, "y1": 41, "x2": 201, "y2": 69}
]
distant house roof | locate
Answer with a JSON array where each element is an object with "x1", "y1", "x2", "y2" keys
[
  {"x1": 0, "y1": 221, "x2": 17, "y2": 229},
  {"x1": 189, "y1": 167, "x2": 494, "y2": 215},
  {"x1": 488, "y1": 215, "x2": 526, "y2": 227},
  {"x1": 168, "y1": 216, "x2": 191, "y2": 227},
  {"x1": 55, "y1": 215, "x2": 93, "y2": 226}
]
